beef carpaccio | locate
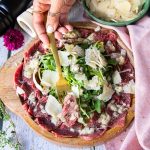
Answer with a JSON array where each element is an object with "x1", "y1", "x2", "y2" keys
[{"x1": 14, "y1": 26, "x2": 135, "y2": 140}]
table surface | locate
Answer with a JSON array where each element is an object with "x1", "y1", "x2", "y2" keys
[{"x1": 0, "y1": 2, "x2": 106, "y2": 150}]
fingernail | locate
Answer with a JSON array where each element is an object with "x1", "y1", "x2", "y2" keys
[
  {"x1": 42, "y1": 43, "x2": 49, "y2": 49},
  {"x1": 46, "y1": 25, "x2": 54, "y2": 33}
]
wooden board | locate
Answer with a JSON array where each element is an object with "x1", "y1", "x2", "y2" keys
[{"x1": 0, "y1": 22, "x2": 134, "y2": 147}]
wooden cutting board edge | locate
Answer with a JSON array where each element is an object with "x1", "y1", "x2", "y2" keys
[{"x1": 0, "y1": 22, "x2": 135, "y2": 147}]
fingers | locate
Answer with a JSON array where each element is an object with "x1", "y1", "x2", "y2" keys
[
  {"x1": 55, "y1": 25, "x2": 73, "y2": 40},
  {"x1": 54, "y1": 31, "x2": 63, "y2": 40},
  {"x1": 46, "y1": 0, "x2": 64, "y2": 32},
  {"x1": 65, "y1": 24, "x2": 73, "y2": 31},
  {"x1": 38, "y1": 0, "x2": 51, "y2": 4},
  {"x1": 33, "y1": 0, "x2": 74, "y2": 45},
  {"x1": 57, "y1": 27, "x2": 68, "y2": 34},
  {"x1": 33, "y1": 0, "x2": 50, "y2": 46}
]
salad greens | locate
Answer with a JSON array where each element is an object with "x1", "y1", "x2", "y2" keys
[
  {"x1": 0, "y1": 100, "x2": 21, "y2": 150},
  {"x1": 40, "y1": 54, "x2": 56, "y2": 71},
  {"x1": 39, "y1": 40, "x2": 118, "y2": 120},
  {"x1": 94, "y1": 41, "x2": 105, "y2": 52},
  {"x1": 49, "y1": 88, "x2": 58, "y2": 99},
  {"x1": 63, "y1": 67, "x2": 84, "y2": 88}
]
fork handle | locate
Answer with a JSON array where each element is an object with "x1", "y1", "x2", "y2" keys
[{"x1": 48, "y1": 33, "x2": 63, "y2": 78}]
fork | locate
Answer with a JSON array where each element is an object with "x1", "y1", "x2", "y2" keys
[{"x1": 48, "y1": 32, "x2": 71, "y2": 103}]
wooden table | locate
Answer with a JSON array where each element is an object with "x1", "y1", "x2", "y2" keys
[{"x1": 0, "y1": 2, "x2": 106, "y2": 150}]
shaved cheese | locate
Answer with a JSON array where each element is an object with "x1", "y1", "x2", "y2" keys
[
  {"x1": 45, "y1": 95, "x2": 62, "y2": 117},
  {"x1": 72, "y1": 45, "x2": 84, "y2": 57},
  {"x1": 74, "y1": 73, "x2": 87, "y2": 82},
  {"x1": 51, "y1": 116, "x2": 59, "y2": 125},
  {"x1": 64, "y1": 44, "x2": 84, "y2": 57},
  {"x1": 70, "y1": 128, "x2": 75, "y2": 132},
  {"x1": 106, "y1": 41, "x2": 116, "y2": 51},
  {"x1": 70, "y1": 64, "x2": 79, "y2": 73},
  {"x1": 115, "y1": 85, "x2": 123, "y2": 93},
  {"x1": 114, "y1": 0, "x2": 131, "y2": 17},
  {"x1": 97, "y1": 83, "x2": 114, "y2": 102},
  {"x1": 88, "y1": 0, "x2": 144, "y2": 21},
  {"x1": 84, "y1": 76, "x2": 100, "y2": 90},
  {"x1": 30, "y1": 59, "x2": 39, "y2": 70},
  {"x1": 70, "y1": 55, "x2": 77, "y2": 65},
  {"x1": 24, "y1": 58, "x2": 39, "y2": 79},
  {"x1": 58, "y1": 51, "x2": 70, "y2": 66},
  {"x1": 78, "y1": 117, "x2": 87, "y2": 126},
  {"x1": 41, "y1": 70, "x2": 58, "y2": 87},
  {"x1": 98, "y1": 113, "x2": 111, "y2": 125},
  {"x1": 79, "y1": 127, "x2": 94, "y2": 135},
  {"x1": 112, "y1": 70, "x2": 122, "y2": 84},
  {"x1": 87, "y1": 33, "x2": 95, "y2": 41},
  {"x1": 28, "y1": 92, "x2": 35, "y2": 104},
  {"x1": 121, "y1": 49, "x2": 126, "y2": 56},
  {"x1": 16, "y1": 86, "x2": 25, "y2": 95},
  {"x1": 85, "y1": 47, "x2": 107, "y2": 69},
  {"x1": 94, "y1": 26, "x2": 101, "y2": 32},
  {"x1": 109, "y1": 103, "x2": 118, "y2": 112},
  {"x1": 118, "y1": 56, "x2": 125, "y2": 65},
  {"x1": 71, "y1": 85, "x2": 80, "y2": 98},
  {"x1": 64, "y1": 44, "x2": 74, "y2": 52},
  {"x1": 123, "y1": 79, "x2": 135, "y2": 94}
]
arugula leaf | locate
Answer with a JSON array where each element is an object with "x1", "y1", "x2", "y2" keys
[
  {"x1": 78, "y1": 43, "x2": 90, "y2": 49},
  {"x1": 91, "y1": 69, "x2": 104, "y2": 79},
  {"x1": 40, "y1": 54, "x2": 56, "y2": 71},
  {"x1": 108, "y1": 58, "x2": 118, "y2": 65},
  {"x1": 63, "y1": 67, "x2": 84, "y2": 88},
  {"x1": 94, "y1": 41, "x2": 105, "y2": 52},
  {"x1": 78, "y1": 89, "x2": 103, "y2": 119},
  {"x1": 94, "y1": 100, "x2": 101, "y2": 113},
  {"x1": 103, "y1": 65, "x2": 114, "y2": 81},
  {"x1": 76, "y1": 57, "x2": 94, "y2": 80},
  {"x1": 49, "y1": 88, "x2": 58, "y2": 98}
]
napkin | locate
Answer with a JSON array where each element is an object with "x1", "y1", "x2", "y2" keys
[
  {"x1": 104, "y1": 16, "x2": 150, "y2": 150},
  {"x1": 17, "y1": 6, "x2": 37, "y2": 38}
]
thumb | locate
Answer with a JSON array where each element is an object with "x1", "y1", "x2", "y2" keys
[{"x1": 46, "y1": 0, "x2": 64, "y2": 33}]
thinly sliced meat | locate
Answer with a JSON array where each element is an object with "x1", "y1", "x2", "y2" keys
[
  {"x1": 119, "y1": 57, "x2": 134, "y2": 83},
  {"x1": 14, "y1": 63, "x2": 23, "y2": 87},
  {"x1": 22, "y1": 103, "x2": 29, "y2": 111},
  {"x1": 35, "y1": 116, "x2": 56, "y2": 131},
  {"x1": 22, "y1": 102, "x2": 34, "y2": 116},
  {"x1": 106, "y1": 32, "x2": 117, "y2": 43},
  {"x1": 94, "y1": 31, "x2": 108, "y2": 42},
  {"x1": 22, "y1": 76, "x2": 34, "y2": 86},
  {"x1": 52, "y1": 124, "x2": 79, "y2": 137},
  {"x1": 14, "y1": 27, "x2": 134, "y2": 139},
  {"x1": 27, "y1": 106, "x2": 34, "y2": 116},
  {"x1": 94, "y1": 31, "x2": 117, "y2": 43},
  {"x1": 24, "y1": 42, "x2": 45, "y2": 63},
  {"x1": 112, "y1": 93, "x2": 131, "y2": 106},
  {"x1": 20, "y1": 83, "x2": 33, "y2": 101},
  {"x1": 109, "y1": 112, "x2": 127, "y2": 128},
  {"x1": 78, "y1": 28, "x2": 93, "y2": 38},
  {"x1": 62, "y1": 94, "x2": 79, "y2": 127},
  {"x1": 88, "y1": 113, "x2": 101, "y2": 128}
]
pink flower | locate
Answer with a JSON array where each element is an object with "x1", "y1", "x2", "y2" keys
[{"x1": 3, "y1": 28, "x2": 24, "y2": 51}]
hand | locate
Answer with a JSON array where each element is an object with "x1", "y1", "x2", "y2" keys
[{"x1": 33, "y1": 0, "x2": 76, "y2": 46}]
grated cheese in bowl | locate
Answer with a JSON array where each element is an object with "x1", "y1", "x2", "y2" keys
[{"x1": 86, "y1": 0, "x2": 145, "y2": 22}]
